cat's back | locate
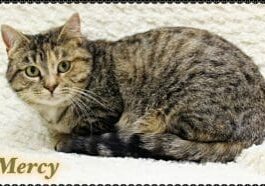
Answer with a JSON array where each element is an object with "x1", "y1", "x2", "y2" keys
[
  {"x1": 112, "y1": 26, "x2": 257, "y2": 75},
  {"x1": 112, "y1": 26, "x2": 262, "y2": 87},
  {"x1": 111, "y1": 26, "x2": 265, "y2": 111}
]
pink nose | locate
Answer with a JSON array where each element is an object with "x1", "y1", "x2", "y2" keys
[{"x1": 44, "y1": 84, "x2": 58, "y2": 94}]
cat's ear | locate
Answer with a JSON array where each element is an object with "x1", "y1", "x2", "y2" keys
[
  {"x1": 58, "y1": 13, "x2": 82, "y2": 41},
  {"x1": 1, "y1": 25, "x2": 29, "y2": 53}
]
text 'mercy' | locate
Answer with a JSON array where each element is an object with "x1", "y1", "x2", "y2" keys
[{"x1": 0, "y1": 157, "x2": 59, "y2": 179}]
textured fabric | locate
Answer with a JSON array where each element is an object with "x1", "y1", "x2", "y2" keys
[{"x1": 0, "y1": 3, "x2": 265, "y2": 183}]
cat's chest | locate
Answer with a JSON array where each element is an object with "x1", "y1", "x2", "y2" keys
[
  {"x1": 42, "y1": 107, "x2": 61, "y2": 123},
  {"x1": 36, "y1": 105, "x2": 73, "y2": 134}
]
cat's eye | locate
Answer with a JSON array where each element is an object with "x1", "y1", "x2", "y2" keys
[
  {"x1": 58, "y1": 61, "x2": 71, "y2": 73},
  {"x1": 25, "y1": 66, "x2": 40, "y2": 78}
]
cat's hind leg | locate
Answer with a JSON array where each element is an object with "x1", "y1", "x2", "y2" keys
[
  {"x1": 125, "y1": 109, "x2": 168, "y2": 134},
  {"x1": 55, "y1": 108, "x2": 264, "y2": 162}
]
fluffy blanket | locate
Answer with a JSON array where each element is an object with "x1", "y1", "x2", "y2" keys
[{"x1": 0, "y1": 3, "x2": 265, "y2": 184}]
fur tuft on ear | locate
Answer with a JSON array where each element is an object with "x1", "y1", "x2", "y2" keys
[
  {"x1": 58, "y1": 13, "x2": 82, "y2": 41},
  {"x1": 1, "y1": 24, "x2": 29, "y2": 52}
]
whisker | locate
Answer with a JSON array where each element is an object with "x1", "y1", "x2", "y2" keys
[
  {"x1": 63, "y1": 87, "x2": 111, "y2": 110},
  {"x1": 69, "y1": 95, "x2": 95, "y2": 135},
  {"x1": 70, "y1": 87, "x2": 108, "y2": 103}
]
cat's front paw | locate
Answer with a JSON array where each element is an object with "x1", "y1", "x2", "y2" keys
[
  {"x1": 55, "y1": 136, "x2": 73, "y2": 153},
  {"x1": 54, "y1": 135, "x2": 90, "y2": 154}
]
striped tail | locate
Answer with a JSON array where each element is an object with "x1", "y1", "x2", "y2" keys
[{"x1": 56, "y1": 132, "x2": 247, "y2": 162}]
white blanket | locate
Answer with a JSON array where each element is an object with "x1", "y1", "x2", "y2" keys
[{"x1": 0, "y1": 3, "x2": 265, "y2": 184}]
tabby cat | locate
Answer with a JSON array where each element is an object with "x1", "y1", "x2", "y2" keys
[{"x1": 2, "y1": 13, "x2": 265, "y2": 162}]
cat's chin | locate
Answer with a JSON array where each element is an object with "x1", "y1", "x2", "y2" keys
[{"x1": 31, "y1": 97, "x2": 71, "y2": 107}]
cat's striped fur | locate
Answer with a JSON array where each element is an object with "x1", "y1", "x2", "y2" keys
[{"x1": 2, "y1": 13, "x2": 265, "y2": 162}]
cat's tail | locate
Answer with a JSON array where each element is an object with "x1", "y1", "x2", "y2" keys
[{"x1": 56, "y1": 133, "x2": 247, "y2": 162}]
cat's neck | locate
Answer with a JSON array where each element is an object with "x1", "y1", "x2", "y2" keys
[
  {"x1": 85, "y1": 40, "x2": 124, "y2": 112},
  {"x1": 86, "y1": 38, "x2": 141, "y2": 111}
]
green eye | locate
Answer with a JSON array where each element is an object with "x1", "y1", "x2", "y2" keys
[
  {"x1": 25, "y1": 66, "x2": 40, "y2": 77},
  {"x1": 58, "y1": 61, "x2": 71, "y2": 73}
]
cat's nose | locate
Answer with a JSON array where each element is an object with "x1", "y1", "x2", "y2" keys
[{"x1": 44, "y1": 83, "x2": 58, "y2": 94}]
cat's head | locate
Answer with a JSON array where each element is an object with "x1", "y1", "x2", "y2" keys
[{"x1": 1, "y1": 13, "x2": 92, "y2": 106}]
